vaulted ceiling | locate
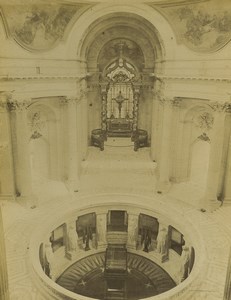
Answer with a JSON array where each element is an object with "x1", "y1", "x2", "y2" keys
[{"x1": 0, "y1": 0, "x2": 230, "y2": 53}]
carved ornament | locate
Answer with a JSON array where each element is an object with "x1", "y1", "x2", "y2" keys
[
  {"x1": 210, "y1": 101, "x2": 231, "y2": 113},
  {"x1": 194, "y1": 112, "x2": 214, "y2": 130},
  {"x1": 7, "y1": 99, "x2": 30, "y2": 111}
]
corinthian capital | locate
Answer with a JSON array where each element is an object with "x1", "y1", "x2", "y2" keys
[
  {"x1": 7, "y1": 99, "x2": 30, "y2": 111},
  {"x1": 210, "y1": 101, "x2": 231, "y2": 113},
  {"x1": 0, "y1": 91, "x2": 14, "y2": 110}
]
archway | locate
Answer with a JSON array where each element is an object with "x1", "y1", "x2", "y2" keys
[{"x1": 78, "y1": 12, "x2": 165, "y2": 149}]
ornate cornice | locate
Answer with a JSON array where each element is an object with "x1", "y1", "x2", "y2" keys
[
  {"x1": 0, "y1": 74, "x2": 88, "y2": 81},
  {"x1": 151, "y1": 74, "x2": 231, "y2": 84}
]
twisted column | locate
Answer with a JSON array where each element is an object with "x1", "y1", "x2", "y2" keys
[
  {"x1": 0, "y1": 205, "x2": 9, "y2": 300},
  {"x1": 100, "y1": 83, "x2": 108, "y2": 135},
  {"x1": 132, "y1": 86, "x2": 140, "y2": 133}
]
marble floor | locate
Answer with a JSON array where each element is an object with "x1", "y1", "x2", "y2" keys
[{"x1": 1, "y1": 140, "x2": 231, "y2": 300}]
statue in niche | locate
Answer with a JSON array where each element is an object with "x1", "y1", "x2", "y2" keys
[
  {"x1": 45, "y1": 241, "x2": 55, "y2": 279},
  {"x1": 68, "y1": 225, "x2": 79, "y2": 252},
  {"x1": 179, "y1": 245, "x2": 190, "y2": 282},
  {"x1": 156, "y1": 227, "x2": 168, "y2": 255}
]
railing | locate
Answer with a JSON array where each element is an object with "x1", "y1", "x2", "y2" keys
[{"x1": 29, "y1": 198, "x2": 207, "y2": 300}]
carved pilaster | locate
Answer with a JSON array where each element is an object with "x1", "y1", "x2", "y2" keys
[
  {"x1": 0, "y1": 205, "x2": 10, "y2": 300},
  {"x1": 156, "y1": 97, "x2": 174, "y2": 193},
  {"x1": 203, "y1": 101, "x2": 231, "y2": 211},
  {"x1": 65, "y1": 96, "x2": 80, "y2": 192}
]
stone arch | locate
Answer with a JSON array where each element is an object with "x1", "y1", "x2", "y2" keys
[{"x1": 66, "y1": 3, "x2": 177, "y2": 62}]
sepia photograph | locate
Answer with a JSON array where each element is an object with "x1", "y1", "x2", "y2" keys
[{"x1": 0, "y1": 0, "x2": 231, "y2": 299}]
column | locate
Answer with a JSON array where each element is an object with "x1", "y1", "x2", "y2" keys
[
  {"x1": 203, "y1": 102, "x2": 229, "y2": 211},
  {"x1": 150, "y1": 95, "x2": 159, "y2": 162},
  {"x1": 170, "y1": 98, "x2": 185, "y2": 182},
  {"x1": 223, "y1": 137, "x2": 231, "y2": 204},
  {"x1": 156, "y1": 98, "x2": 174, "y2": 193},
  {"x1": 8, "y1": 99, "x2": 36, "y2": 207},
  {"x1": 0, "y1": 205, "x2": 10, "y2": 300},
  {"x1": 132, "y1": 85, "x2": 140, "y2": 133},
  {"x1": 81, "y1": 97, "x2": 88, "y2": 160},
  {"x1": 223, "y1": 247, "x2": 231, "y2": 300},
  {"x1": 151, "y1": 79, "x2": 165, "y2": 162},
  {"x1": 100, "y1": 83, "x2": 108, "y2": 135},
  {"x1": 0, "y1": 93, "x2": 14, "y2": 198},
  {"x1": 66, "y1": 97, "x2": 80, "y2": 192}
]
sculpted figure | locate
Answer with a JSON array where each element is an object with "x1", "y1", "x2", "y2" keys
[
  {"x1": 179, "y1": 246, "x2": 190, "y2": 282},
  {"x1": 45, "y1": 241, "x2": 55, "y2": 279},
  {"x1": 68, "y1": 225, "x2": 78, "y2": 252},
  {"x1": 156, "y1": 228, "x2": 167, "y2": 255}
]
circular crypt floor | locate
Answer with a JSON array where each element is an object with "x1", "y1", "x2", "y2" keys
[{"x1": 56, "y1": 252, "x2": 176, "y2": 300}]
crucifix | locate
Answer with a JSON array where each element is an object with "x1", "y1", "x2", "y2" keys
[{"x1": 113, "y1": 91, "x2": 128, "y2": 118}]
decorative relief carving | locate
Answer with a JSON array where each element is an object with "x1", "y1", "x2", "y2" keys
[
  {"x1": 197, "y1": 132, "x2": 210, "y2": 142},
  {"x1": 2, "y1": 4, "x2": 91, "y2": 51},
  {"x1": 194, "y1": 112, "x2": 214, "y2": 130},
  {"x1": 0, "y1": 91, "x2": 13, "y2": 111},
  {"x1": 98, "y1": 39, "x2": 144, "y2": 71},
  {"x1": 60, "y1": 97, "x2": 81, "y2": 106},
  {"x1": 28, "y1": 111, "x2": 46, "y2": 139},
  {"x1": 150, "y1": 0, "x2": 231, "y2": 52}
]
